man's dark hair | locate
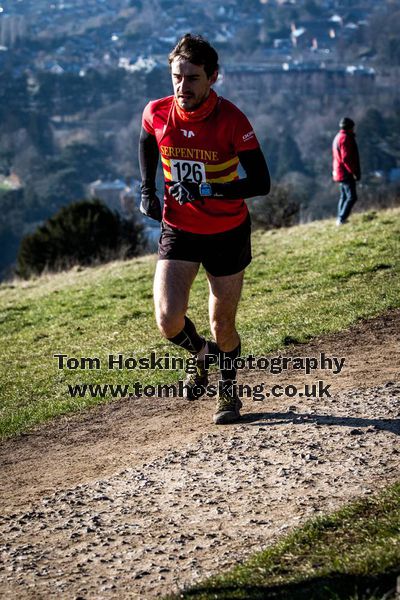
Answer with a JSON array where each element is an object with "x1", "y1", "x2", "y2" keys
[
  {"x1": 168, "y1": 33, "x2": 219, "y2": 77},
  {"x1": 339, "y1": 117, "x2": 355, "y2": 130}
]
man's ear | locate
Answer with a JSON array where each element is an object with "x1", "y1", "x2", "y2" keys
[{"x1": 209, "y1": 70, "x2": 218, "y2": 85}]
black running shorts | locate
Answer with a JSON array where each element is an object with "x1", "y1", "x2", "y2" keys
[{"x1": 158, "y1": 214, "x2": 252, "y2": 277}]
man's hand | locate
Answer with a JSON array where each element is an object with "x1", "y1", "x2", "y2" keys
[
  {"x1": 140, "y1": 193, "x2": 162, "y2": 222},
  {"x1": 168, "y1": 181, "x2": 200, "y2": 205}
]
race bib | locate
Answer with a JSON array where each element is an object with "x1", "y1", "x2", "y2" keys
[{"x1": 170, "y1": 160, "x2": 206, "y2": 184}]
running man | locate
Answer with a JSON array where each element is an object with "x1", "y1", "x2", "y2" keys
[{"x1": 139, "y1": 33, "x2": 270, "y2": 424}]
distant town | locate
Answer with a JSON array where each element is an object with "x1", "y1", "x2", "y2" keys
[{"x1": 0, "y1": 0, "x2": 380, "y2": 76}]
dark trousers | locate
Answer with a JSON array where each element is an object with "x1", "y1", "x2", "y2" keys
[{"x1": 338, "y1": 178, "x2": 357, "y2": 223}]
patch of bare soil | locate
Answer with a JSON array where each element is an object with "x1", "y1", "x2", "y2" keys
[{"x1": 0, "y1": 310, "x2": 399, "y2": 599}]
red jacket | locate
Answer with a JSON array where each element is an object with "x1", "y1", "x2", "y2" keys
[{"x1": 332, "y1": 129, "x2": 361, "y2": 182}]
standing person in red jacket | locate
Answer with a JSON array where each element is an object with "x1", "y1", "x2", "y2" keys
[
  {"x1": 332, "y1": 117, "x2": 361, "y2": 225},
  {"x1": 139, "y1": 33, "x2": 270, "y2": 424}
]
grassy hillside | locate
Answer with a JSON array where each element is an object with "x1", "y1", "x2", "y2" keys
[{"x1": 0, "y1": 208, "x2": 399, "y2": 439}]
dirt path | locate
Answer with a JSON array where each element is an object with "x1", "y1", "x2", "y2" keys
[{"x1": 0, "y1": 310, "x2": 399, "y2": 599}]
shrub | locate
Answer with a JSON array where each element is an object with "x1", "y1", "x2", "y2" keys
[
  {"x1": 16, "y1": 199, "x2": 143, "y2": 278},
  {"x1": 249, "y1": 184, "x2": 301, "y2": 230}
]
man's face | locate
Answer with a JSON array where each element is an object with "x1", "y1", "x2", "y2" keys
[{"x1": 171, "y1": 58, "x2": 218, "y2": 111}]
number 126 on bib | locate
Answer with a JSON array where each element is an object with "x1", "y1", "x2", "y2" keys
[{"x1": 170, "y1": 160, "x2": 206, "y2": 183}]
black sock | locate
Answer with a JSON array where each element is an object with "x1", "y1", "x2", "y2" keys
[
  {"x1": 167, "y1": 316, "x2": 205, "y2": 354},
  {"x1": 219, "y1": 342, "x2": 241, "y2": 381}
]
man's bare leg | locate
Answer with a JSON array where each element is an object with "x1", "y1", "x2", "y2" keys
[
  {"x1": 207, "y1": 269, "x2": 245, "y2": 423},
  {"x1": 207, "y1": 269, "x2": 244, "y2": 351},
  {"x1": 154, "y1": 259, "x2": 214, "y2": 399},
  {"x1": 153, "y1": 259, "x2": 200, "y2": 339}
]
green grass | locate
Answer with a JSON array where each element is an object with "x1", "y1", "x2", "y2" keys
[
  {"x1": 0, "y1": 208, "x2": 399, "y2": 438},
  {"x1": 165, "y1": 482, "x2": 400, "y2": 600}
]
